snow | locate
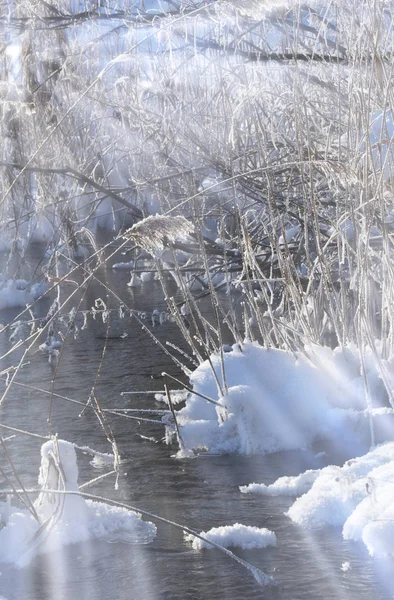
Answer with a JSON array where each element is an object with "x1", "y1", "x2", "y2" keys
[
  {"x1": 0, "y1": 440, "x2": 156, "y2": 568},
  {"x1": 112, "y1": 261, "x2": 134, "y2": 270},
  {"x1": 362, "y1": 110, "x2": 394, "y2": 181},
  {"x1": 278, "y1": 224, "x2": 301, "y2": 245},
  {"x1": 30, "y1": 280, "x2": 51, "y2": 300},
  {"x1": 185, "y1": 523, "x2": 276, "y2": 551},
  {"x1": 245, "y1": 442, "x2": 394, "y2": 558},
  {"x1": 286, "y1": 444, "x2": 394, "y2": 530},
  {"x1": 172, "y1": 341, "x2": 389, "y2": 456},
  {"x1": 0, "y1": 280, "x2": 33, "y2": 310},
  {"x1": 0, "y1": 278, "x2": 52, "y2": 311},
  {"x1": 240, "y1": 469, "x2": 321, "y2": 497},
  {"x1": 127, "y1": 273, "x2": 141, "y2": 287}
]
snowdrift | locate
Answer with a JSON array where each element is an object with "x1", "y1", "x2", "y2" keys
[
  {"x1": 241, "y1": 442, "x2": 394, "y2": 558},
  {"x1": 168, "y1": 341, "x2": 393, "y2": 456}
]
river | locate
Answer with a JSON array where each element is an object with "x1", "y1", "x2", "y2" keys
[{"x1": 0, "y1": 263, "x2": 393, "y2": 600}]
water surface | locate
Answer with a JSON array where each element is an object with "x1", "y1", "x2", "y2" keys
[{"x1": 0, "y1": 271, "x2": 392, "y2": 600}]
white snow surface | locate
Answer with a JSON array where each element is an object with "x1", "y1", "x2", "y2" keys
[
  {"x1": 249, "y1": 442, "x2": 394, "y2": 557},
  {"x1": 240, "y1": 469, "x2": 321, "y2": 496},
  {"x1": 185, "y1": 523, "x2": 276, "y2": 551},
  {"x1": 0, "y1": 440, "x2": 156, "y2": 567},
  {"x1": 0, "y1": 280, "x2": 33, "y2": 310},
  {"x1": 0, "y1": 278, "x2": 51, "y2": 310},
  {"x1": 174, "y1": 341, "x2": 391, "y2": 456},
  {"x1": 112, "y1": 261, "x2": 134, "y2": 270}
]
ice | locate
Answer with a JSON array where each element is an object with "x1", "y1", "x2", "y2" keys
[
  {"x1": 185, "y1": 523, "x2": 276, "y2": 551},
  {"x1": 38, "y1": 331, "x2": 63, "y2": 364},
  {"x1": 140, "y1": 271, "x2": 154, "y2": 283},
  {"x1": 278, "y1": 224, "x2": 301, "y2": 245},
  {"x1": 19, "y1": 215, "x2": 54, "y2": 245},
  {"x1": 0, "y1": 440, "x2": 156, "y2": 568},
  {"x1": 39, "y1": 330, "x2": 63, "y2": 354}
]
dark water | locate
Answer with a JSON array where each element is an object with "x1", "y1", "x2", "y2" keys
[{"x1": 0, "y1": 268, "x2": 393, "y2": 600}]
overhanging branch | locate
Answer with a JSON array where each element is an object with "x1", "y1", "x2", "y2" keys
[{"x1": 0, "y1": 161, "x2": 143, "y2": 219}]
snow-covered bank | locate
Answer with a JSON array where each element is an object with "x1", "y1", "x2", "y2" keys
[
  {"x1": 0, "y1": 440, "x2": 156, "y2": 568},
  {"x1": 241, "y1": 442, "x2": 394, "y2": 558},
  {"x1": 168, "y1": 341, "x2": 392, "y2": 456}
]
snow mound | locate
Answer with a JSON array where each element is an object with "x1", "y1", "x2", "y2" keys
[
  {"x1": 171, "y1": 341, "x2": 390, "y2": 456},
  {"x1": 0, "y1": 440, "x2": 156, "y2": 568},
  {"x1": 240, "y1": 469, "x2": 320, "y2": 496},
  {"x1": 251, "y1": 442, "x2": 394, "y2": 557},
  {"x1": 0, "y1": 280, "x2": 32, "y2": 310},
  {"x1": 185, "y1": 523, "x2": 276, "y2": 551},
  {"x1": 287, "y1": 443, "x2": 394, "y2": 532}
]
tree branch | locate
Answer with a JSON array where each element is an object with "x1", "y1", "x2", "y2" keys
[{"x1": 0, "y1": 161, "x2": 143, "y2": 219}]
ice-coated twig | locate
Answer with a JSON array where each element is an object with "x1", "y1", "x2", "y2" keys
[
  {"x1": 0, "y1": 424, "x2": 114, "y2": 462},
  {"x1": 0, "y1": 422, "x2": 49, "y2": 441},
  {"x1": 79, "y1": 469, "x2": 117, "y2": 490},
  {"x1": 109, "y1": 409, "x2": 171, "y2": 414},
  {"x1": 164, "y1": 376, "x2": 186, "y2": 452},
  {"x1": 1, "y1": 487, "x2": 274, "y2": 586},
  {"x1": 162, "y1": 371, "x2": 226, "y2": 409},
  {"x1": 0, "y1": 380, "x2": 165, "y2": 423}
]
